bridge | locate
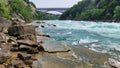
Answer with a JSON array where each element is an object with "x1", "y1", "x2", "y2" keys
[{"x1": 37, "y1": 8, "x2": 69, "y2": 14}]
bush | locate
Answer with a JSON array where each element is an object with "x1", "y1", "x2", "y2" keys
[
  {"x1": 9, "y1": 0, "x2": 33, "y2": 21},
  {"x1": 0, "y1": 0, "x2": 11, "y2": 19}
]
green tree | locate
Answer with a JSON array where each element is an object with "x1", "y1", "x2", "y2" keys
[
  {"x1": 0, "y1": 0, "x2": 10, "y2": 18},
  {"x1": 9, "y1": 0, "x2": 33, "y2": 21},
  {"x1": 113, "y1": 6, "x2": 120, "y2": 20},
  {"x1": 80, "y1": 9, "x2": 104, "y2": 20},
  {"x1": 60, "y1": 0, "x2": 120, "y2": 22}
]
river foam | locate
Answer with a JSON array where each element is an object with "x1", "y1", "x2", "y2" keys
[{"x1": 36, "y1": 20, "x2": 120, "y2": 58}]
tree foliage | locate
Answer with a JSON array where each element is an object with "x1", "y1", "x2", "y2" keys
[
  {"x1": 0, "y1": 0, "x2": 55, "y2": 22},
  {"x1": 9, "y1": 0, "x2": 33, "y2": 21},
  {"x1": 114, "y1": 6, "x2": 120, "y2": 20},
  {"x1": 0, "y1": 0, "x2": 10, "y2": 18},
  {"x1": 60, "y1": 0, "x2": 120, "y2": 21}
]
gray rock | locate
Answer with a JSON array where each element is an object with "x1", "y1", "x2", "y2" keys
[
  {"x1": 0, "y1": 50, "x2": 10, "y2": 64},
  {"x1": 17, "y1": 39, "x2": 38, "y2": 47},
  {"x1": 17, "y1": 53, "x2": 32, "y2": 60},
  {"x1": 105, "y1": 58, "x2": 120, "y2": 68},
  {"x1": 37, "y1": 36, "x2": 70, "y2": 52},
  {"x1": 10, "y1": 58, "x2": 25, "y2": 68},
  {"x1": 19, "y1": 44, "x2": 39, "y2": 54}
]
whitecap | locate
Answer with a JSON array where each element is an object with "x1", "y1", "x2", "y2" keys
[{"x1": 78, "y1": 38, "x2": 99, "y2": 44}]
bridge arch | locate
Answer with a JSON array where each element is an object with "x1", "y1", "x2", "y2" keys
[
  {"x1": 46, "y1": 11, "x2": 62, "y2": 15},
  {"x1": 37, "y1": 8, "x2": 69, "y2": 14}
]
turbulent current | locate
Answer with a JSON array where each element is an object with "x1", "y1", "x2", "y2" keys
[{"x1": 36, "y1": 20, "x2": 120, "y2": 58}]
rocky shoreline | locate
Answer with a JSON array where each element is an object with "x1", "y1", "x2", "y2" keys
[{"x1": 0, "y1": 18, "x2": 119, "y2": 68}]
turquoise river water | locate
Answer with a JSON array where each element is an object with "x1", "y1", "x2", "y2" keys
[{"x1": 34, "y1": 20, "x2": 120, "y2": 58}]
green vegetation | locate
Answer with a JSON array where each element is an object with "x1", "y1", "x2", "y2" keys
[
  {"x1": 9, "y1": 0, "x2": 33, "y2": 21},
  {"x1": 60, "y1": 0, "x2": 120, "y2": 22},
  {"x1": 0, "y1": 0, "x2": 11, "y2": 18},
  {"x1": 0, "y1": 0, "x2": 56, "y2": 22},
  {"x1": 114, "y1": 6, "x2": 120, "y2": 20}
]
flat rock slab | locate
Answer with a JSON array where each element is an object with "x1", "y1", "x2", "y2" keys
[
  {"x1": 37, "y1": 36, "x2": 70, "y2": 52},
  {"x1": 33, "y1": 53, "x2": 88, "y2": 68}
]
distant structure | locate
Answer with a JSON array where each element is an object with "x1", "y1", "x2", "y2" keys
[{"x1": 37, "y1": 8, "x2": 69, "y2": 15}]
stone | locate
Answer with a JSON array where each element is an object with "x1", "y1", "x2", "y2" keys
[
  {"x1": 10, "y1": 47, "x2": 18, "y2": 51},
  {"x1": 19, "y1": 44, "x2": 39, "y2": 54},
  {"x1": 41, "y1": 25, "x2": 45, "y2": 28},
  {"x1": 37, "y1": 32, "x2": 50, "y2": 37},
  {"x1": 38, "y1": 45, "x2": 44, "y2": 51},
  {"x1": 2, "y1": 27, "x2": 8, "y2": 33},
  {"x1": 7, "y1": 37, "x2": 17, "y2": 45},
  {"x1": 0, "y1": 65, "x2": 5, "y2": 68},
  {"x1": 0, "y1": 33, "x2": 7, "y2": 43},
  {"x1": 0, "y1": 50, "x2": 10, "y2": 64},
  {"x1": 0, "y1": 26, "x2": 8, "y2": 33},
  {"x1": 8, "y1": 25, "x2": 36, "y2": 38},
  {"x1": 34, "y1": 53, "x2": 87, "y2": 68},
  {"x1": 22, "y1": 25, "x2": 36, "y2": 36},
  {"x1": 18, "y1": 34, "x2": 36, "y2": 41},
  {"x1": 0, "y1": 17, "x2": 12, "y2": 27},
  {"x1": 17, "y1": 53, "x2": 32, "y2": 60},
  {"x1": 37, "y1": 36, "x2": 70, "y2": 52},
  {"x1": 19, "y1": 44, "x2": 34, "y2": 51},
  {"x1": 24, "y1": 60, "x2": 33, "y2": 67},
  {"x1": 10, "y1": 58, "x2": 25, "y2": 68},
  {"x1": 11, "y1": 13, "x2": 25, "y2": 22},
  {"x1": 8, "y1": 26, "x2": 24, "y2": 37},
  {"x1": 105, "y1": 58, "x2": 120, "y2": 68},
  {"x1": 17, "y1": 39, "x2": 38, "y2": 47},
  {"x1": 36, "y1": 21, "x2": 45, "y2": 23}
]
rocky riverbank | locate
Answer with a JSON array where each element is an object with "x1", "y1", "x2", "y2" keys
[{"x1": 0, "y1": 17, "x2": 119, "y2": 68}]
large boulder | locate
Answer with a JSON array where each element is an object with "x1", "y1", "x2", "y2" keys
[
  {"x1": 8, "y1": 25, "x2": 37, "y2": 42},
  {"x1": 8, "y1": 26, "x2": 24, "y2": 37}
]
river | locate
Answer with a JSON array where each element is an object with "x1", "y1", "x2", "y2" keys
[{"x1": 33, "y1": 20, "x2": 120, "y2": 58}]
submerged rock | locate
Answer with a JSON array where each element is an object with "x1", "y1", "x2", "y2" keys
[{"x1": 37, "y1": 32, "x2": 50, "y2": 37}]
